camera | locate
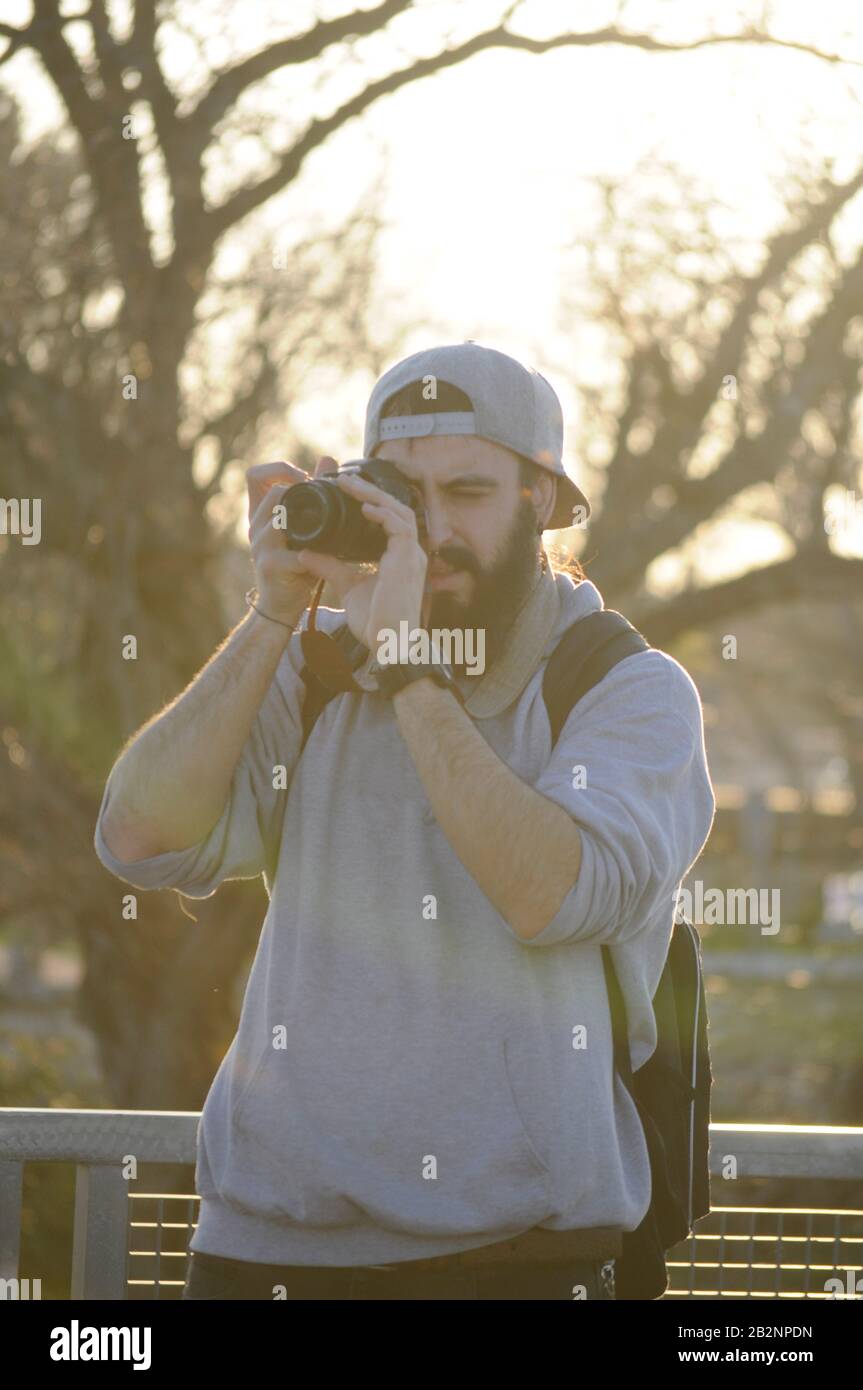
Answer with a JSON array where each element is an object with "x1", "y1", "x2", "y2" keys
[{"x1": 276, "y1": 457, "x2": 426, "y2": 562}]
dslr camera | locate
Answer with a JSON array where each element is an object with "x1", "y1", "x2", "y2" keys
[{"x1": 277, "y1": 457, "x2": 426, "y2": 563}]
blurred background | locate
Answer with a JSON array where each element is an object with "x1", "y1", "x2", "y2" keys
[{"x1": 1, "y1": 0, "x2": 862, "y2": 1296}]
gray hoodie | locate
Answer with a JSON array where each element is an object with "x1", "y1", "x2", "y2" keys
[{"x1": 94, "y1": 571, "x2": 716, "y2": 1266}]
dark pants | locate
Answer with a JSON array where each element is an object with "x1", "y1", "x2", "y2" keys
[{"x1": 182, "y1": 1249, "x2": 616, "y2": 1300}]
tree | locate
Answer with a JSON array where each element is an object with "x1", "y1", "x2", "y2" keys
[
  {"x1": 0, "y1": 1, "x2": 857, "y2": 1110},
  {"x1": 553, "y1": 153, "x2": 863, "y2": 639},
  {"x1": 546, "y1": 148, "x2": 863, "y2": 867},
  {"x1": 0, "y1": 74, "x2": 386, "y2": 1106}
]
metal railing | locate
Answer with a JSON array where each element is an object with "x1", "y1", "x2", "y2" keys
[
  {"x1": 1, "y1": 1111, "x2": 861, "y2": 1299},
  {"x1": 665, "y1": 1204, "x2": 863, "y2": 1298}
]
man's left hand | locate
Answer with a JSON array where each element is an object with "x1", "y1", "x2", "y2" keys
[{"x1": 297, "y1": 470, "x2": 430, "y2": 654}]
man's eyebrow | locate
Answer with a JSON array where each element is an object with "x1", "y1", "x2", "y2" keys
[{"x1": 437, "y1": 473, "x2": 499, "y2": 487}]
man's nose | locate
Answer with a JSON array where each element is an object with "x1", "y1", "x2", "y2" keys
[{"x1": 421, "y1": 498, "x2": 455, "y2": 551}]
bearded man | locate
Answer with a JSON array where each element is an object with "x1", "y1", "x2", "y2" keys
[{"x1": 96, "y1": 342, "x2": 715, "y2": 1302}]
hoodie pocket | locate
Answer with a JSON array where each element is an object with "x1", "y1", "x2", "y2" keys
[
  {"x1": 501, "y1": 1037, "x2": 551, "y2": 1180},
  {"x1": 214, "y1": 1028, "x2": 553, "y2": 1235}
]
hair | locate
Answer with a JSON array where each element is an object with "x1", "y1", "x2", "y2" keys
[{"x1": 379, "y1": 379, "x2": 586, "y2": 582}]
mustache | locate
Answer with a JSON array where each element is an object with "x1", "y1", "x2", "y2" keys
[{"x1": 429, "y1": 544, "x2": 480, "y2": 576}]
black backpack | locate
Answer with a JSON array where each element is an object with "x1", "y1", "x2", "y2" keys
[{"x1": 299, "y1": 609, "x2": 713, "y2": 1300}]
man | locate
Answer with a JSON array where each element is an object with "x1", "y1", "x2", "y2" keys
[{"x1": 95, "y1": 342, "x2": 716, "y2": 1301}]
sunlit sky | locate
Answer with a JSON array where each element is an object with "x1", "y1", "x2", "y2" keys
[{"x1": 5, "y1": 0, "x2": 863, "y2": 587}]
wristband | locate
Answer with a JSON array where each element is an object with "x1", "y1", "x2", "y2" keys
[
  {"x1": 245, "y1": 587, "x2": 295, "y2": 631},
  {"x1": 369, "y1": 650, "x2": 465, "y2": 704}
]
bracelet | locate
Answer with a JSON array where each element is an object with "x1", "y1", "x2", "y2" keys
[{"x1": 245, "y1": 587, "x2": 295, "y2": 631}]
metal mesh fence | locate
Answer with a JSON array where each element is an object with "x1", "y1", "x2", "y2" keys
[
  {"x1": 125, "y1": 1193, "x2": 863, "y2": 1301},
  {"x1": 665, "y1": 1205, "x2": 863, "y2": 1299}
]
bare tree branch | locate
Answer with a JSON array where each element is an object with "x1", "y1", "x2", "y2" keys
[
  {"x1": 195, "y1": 18, "x2": 863, "y2": 255},
  {"x1": 182, "y1": 0, "x2": 415, "y2": 146},
  {"x1": 0, "y1": 21, "x2": 32, "y2": 68},
  {"x1": 27, "y1": 0, "x2": 156, "y2": 329},
  {"x1": 130, "y1": 0, "x2": 200, "y2": 236},
  {"x1": 635, "y1": 551, "x2": 863, "y2": 646},
  {"x1": 88, "y1": 0, "x2": 128, "y2": 108},
  {"x1": 615, "y1": 250, "x2": 863, "y2": 593},
  {"x1": 198, "y1": 356, "x2": 278, "y2": 483},
  {"x1": 593, "y1": 163, "x2": 863, "y2": 543}
]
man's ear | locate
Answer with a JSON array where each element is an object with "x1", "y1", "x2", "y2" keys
[{"x1": 533, "y1": 472, "x2": 557, "y2": 532}]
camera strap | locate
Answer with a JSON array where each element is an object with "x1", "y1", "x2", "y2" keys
[{"x1": 299, "y1": 579, "x2": 367, "y2": 694}]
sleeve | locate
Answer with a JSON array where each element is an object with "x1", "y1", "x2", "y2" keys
[
  {"x1": 509, "y1": 651, "x2": 716, "y2": 948},
  {"x1": 93, "y1": 626, "x2": 312, "y2": 899}
]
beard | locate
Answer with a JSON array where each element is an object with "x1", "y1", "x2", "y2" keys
[{"x1": 425, "y1": 498, "x2": 542, "y2": 674}]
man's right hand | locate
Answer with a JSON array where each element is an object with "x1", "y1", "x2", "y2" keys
[
  {"x1": 248, "y1": 456, "x2": 339, "y2": 624},
  {"x1": 99, "y1": 456, "x2": 342, "y2": 862}
]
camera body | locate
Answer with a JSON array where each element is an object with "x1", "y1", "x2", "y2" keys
[{"x1": 277, "y1": 457, "x2": 426, "y2": 562}]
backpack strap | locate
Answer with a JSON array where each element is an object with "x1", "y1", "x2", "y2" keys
[
  {"x1": 601, "y1": 944, "x2": 634, "y2": 1089},
  {"x1": 542, "y1": 609, "x2": 651, "y2": 1085},
  {"x1": 542, "y1": 609, "x2": 651, "y2": 749},
  {"x1": 667, "y1": 917, "x2": 713, "y2": 1225},
  {"x1": 303, "y1": 607, "x2": 651, "y2": 752}
]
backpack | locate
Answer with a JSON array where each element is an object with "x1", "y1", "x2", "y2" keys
[{"x1": 298, "y1": 608, "x2": 713, "y2": 1301}]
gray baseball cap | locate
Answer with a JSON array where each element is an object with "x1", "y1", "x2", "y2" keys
[{"x1": 363, "y1": 342, "x2": 591, "y2": 529}]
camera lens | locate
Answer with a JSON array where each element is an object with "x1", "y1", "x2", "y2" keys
[
  {"x1": 286, "y1": 488, "x2": 328, "y2": 541},
  {"x1": 279, "y1": 459, "x2": 423, "y2": 560},
  {"x1": 282, "y1": 481, "x2": 346, "y2": 549}
]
